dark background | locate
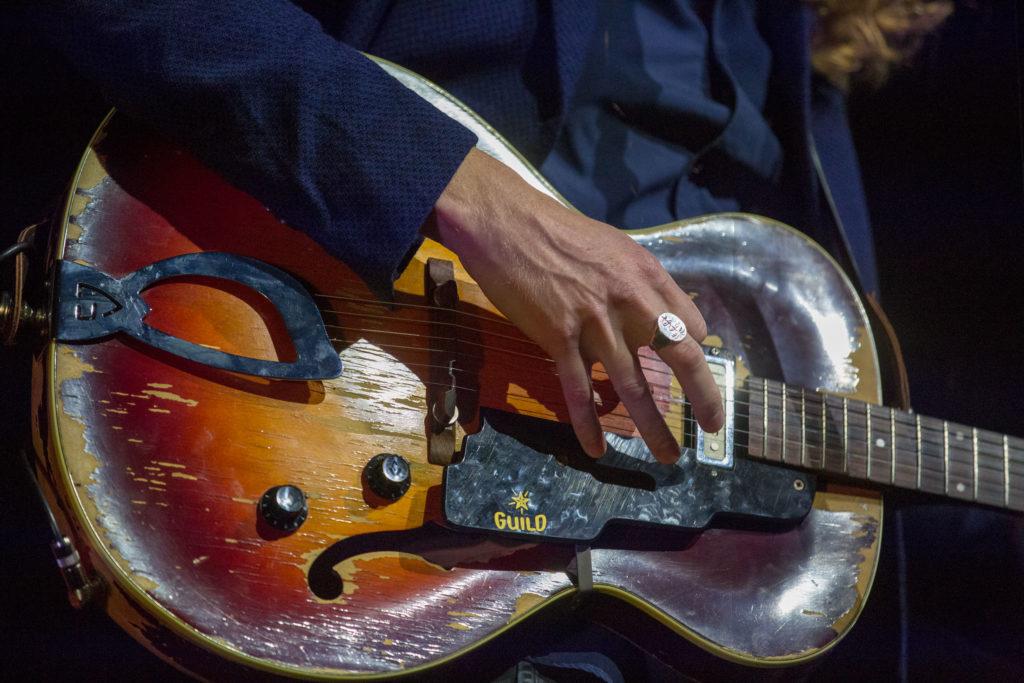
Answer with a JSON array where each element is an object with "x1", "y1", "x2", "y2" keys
[
  {"x1": 2, "y1": 2, "x2": 1021, "y2": 680},
  {"x1": 842, "y1": 1, "x2": 1023, "y2": 677}
]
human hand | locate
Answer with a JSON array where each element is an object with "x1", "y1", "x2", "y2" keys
[{"x1": 432, "y1": 148, "x2": 724, "y2": 463}]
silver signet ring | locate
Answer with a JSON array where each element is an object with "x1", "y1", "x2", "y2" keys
[{"x1": 650, "y1": 312, "x2": 687, "y2": 350}]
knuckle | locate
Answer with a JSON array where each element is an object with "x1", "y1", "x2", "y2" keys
[
  {"x1": 617, "y1": 250, "x2": 660, "y2": 289},
  {"x1": 616, "y1": 376, "x2": 650, "y2": 403},
  {"x1": 674, "y1": 339, "x2": 707, "y2": 370},
  {"x1": 649, "y1": 433, "x2": 676, "y2": 457},
  {"x1": 687, "y1": 314, "x2": 708, "y2": 343},
  {"x1": 580, "y1": 316, "x2": 617, "y2": 353},
  {"x1": 609, "y1": 279, "x2": 642, "y2": 308},
  {"x1": 562, "y1": 379, "x2": 594, "y2": 406},
  {"x1": 574, "y1": 420, "x2": 600, "y2": 443},
  {"x1": 578, "y1": 301, "x2": 606, "y2": 327},
  {"x1": 550, "y1": 321, "x2": 579, "y2": 349},
  {"x1": 635, "y1": 250, "x2": 665, "y2": 280}
]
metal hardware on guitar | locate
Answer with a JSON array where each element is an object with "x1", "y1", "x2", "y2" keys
[
  {"x1": 53, "y1": 255, "x2": 343, "y2": 380},
  {"x1": 364, "y1": 453, "x2": 412, "y2": 502},
  {"x1": 258, "y1": 485, "x2": 309, "y2": 533},
  {"x1": 1, "y1": 226, "x2": 48, "y2": 346}
]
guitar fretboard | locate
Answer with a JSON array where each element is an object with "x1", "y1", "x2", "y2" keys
[{"x1": 742, "y1": 377, "x2": 1024, "y2": 511}]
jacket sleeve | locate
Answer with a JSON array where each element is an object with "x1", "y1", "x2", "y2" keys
[{"x1": 28, "y1": 0, "x2": 478, "y2": 298}]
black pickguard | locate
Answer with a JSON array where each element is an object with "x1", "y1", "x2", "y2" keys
[{"x1": 443, "y1": 409, "x2": 814, "y2": 542}]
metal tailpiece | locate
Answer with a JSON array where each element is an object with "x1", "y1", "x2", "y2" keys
[{"x1": 54, "y1": 253, "x2": 342, "y2": 380}]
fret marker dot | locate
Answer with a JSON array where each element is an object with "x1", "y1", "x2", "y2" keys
[
  {"x1": 956, "y1": 482, "x2": 966, "y2": 493},
  {"x1": 875, "y1": 438, "x2": 886, "y2": 449},
  {"x1": 956, "y1": 431, "x2": 965, "y2": 441}
]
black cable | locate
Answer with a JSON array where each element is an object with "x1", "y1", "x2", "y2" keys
[{"x1": 0, "y1": 240, "x2": 32, "y2": 263}]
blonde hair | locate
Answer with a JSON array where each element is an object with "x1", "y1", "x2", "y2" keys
[{"x1": 810, "y1": 0, "x2": 954, "y2": 90}]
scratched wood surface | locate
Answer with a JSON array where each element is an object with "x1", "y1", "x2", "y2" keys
[{"x1": 39, "y1": 114, "x2": 883, "y2": 678}]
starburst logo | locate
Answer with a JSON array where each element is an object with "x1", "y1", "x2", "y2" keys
[
  {"x1": 510, "y1": 490, "x2": 530, "y2": 513},
  {"x1": 494, "y1": 489, "x2": 547, "y2": 533}
]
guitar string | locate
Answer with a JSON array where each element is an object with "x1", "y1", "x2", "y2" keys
[
  {"x1": 326, "y1": 365, "x2": 1017, "y2": 500},
  {"x1": 313, "y1": 305, "x2": 1015, "y2": 450},
  {"x1": 238, "y1": 289, "x2": 1015, "y2": 468},
  {"x1": 330, "y1": 369, "x2": 1016, "y2": 496},
  {"x1": 315, "y1": 297, "x2": 527, "y2": 337},
  {"x1": 327, "y1": 333, "x2": 1018, "y2": 457},
  {"x1": 328, "y1": 332, "x2": 1016, "y2": 454},
  {"x1": 314, "y1": 292, "x2": 522, "y2": 330},
  {"x1": 329, "y1": 316, "x2": 1017, "y2": 459},
  {"x1": 332, "y1": 349, "x2": 1020, "y2": 477},
  {"x1": 309, "y1": 290, "x2": 1018, "y2": 469},
  {"x1": 311, "y1": 297, "x2": 1007, "y2": 449}
]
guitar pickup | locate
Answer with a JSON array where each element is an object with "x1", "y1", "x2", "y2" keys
[{"x1": 693, "y1": 349, "x2": 735, "y2": 469}]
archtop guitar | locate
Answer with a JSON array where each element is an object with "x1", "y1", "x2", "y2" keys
[{"x1": 5, "y1": 59, "x2": 1020, "y2": 680}]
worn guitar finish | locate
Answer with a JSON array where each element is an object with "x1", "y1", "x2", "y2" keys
[{"x1": 33, "y1": 62, "x2": 887, "y2": 678}]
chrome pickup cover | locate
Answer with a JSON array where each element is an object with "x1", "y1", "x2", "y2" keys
[{"x1": 695, "y1": 349, "x2": 735, "y2": 469}]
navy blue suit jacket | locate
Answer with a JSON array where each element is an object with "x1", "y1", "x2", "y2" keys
[{"x1": 28, "y1": 0, "x2": 877, "y2": 296}]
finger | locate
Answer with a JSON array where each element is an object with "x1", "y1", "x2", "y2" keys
[
  {"x1": 554, "y1": 353, "x2": 606, "y2": 458},
  {"x1": 603, "y1": 350, "x2": 681, "y2": 464},
  {"x1": 657, "y1": 336, "x2": 724, "y2": 433}
]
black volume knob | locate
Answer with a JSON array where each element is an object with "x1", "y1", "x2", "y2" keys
[
  {"x1": 259, "y1": 485, "x2": 308, "y2": 532},
  {"x1": 364, "y1": 454, "x2": 411, "y2": 501}
]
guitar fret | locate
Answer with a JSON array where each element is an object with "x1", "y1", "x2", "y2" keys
[
  {"x1": 821, "y1": 395, "x2": 827, "y2": 469},
  {"x1": 916, "y1": 414, "x2": 922, "y2": 491},
  {"x1": 866, "y1": 404, "x2": 872, "y2": 481},
  {"x1": 762, "y1": 379, "x2": 769, "y2": 458},
  {"x1": 973, "y1": 428, "x2": 979, "y2": 502},
  {"x1": 890, "y1": 408, "x2": 896, "y2": 485},
  {"x1": 781, "y1": 382, "x2": 788, "y2": 464},
  {"x1": 943, "y1": 420, "x2": 949, "y2": 496},
  {"x1": 781, "y1": 385, "x2": 804, "y2": 467},
  {"x1": 1006, "y1": 435, "x2": 1011, "y2": 509},
  {"x1": 767, "y1": 379, "x2": 783, "y2": 461},
  {"x1": 800, "y1": 387, "x2": 807, "y2": 467},
  {"x1": 842, "y1": 397, "x2": 849, "y2": 475}
]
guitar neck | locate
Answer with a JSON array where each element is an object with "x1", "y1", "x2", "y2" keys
[{"x1": 740, "y1": 377, "x2": 1024, "y2": 512}]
